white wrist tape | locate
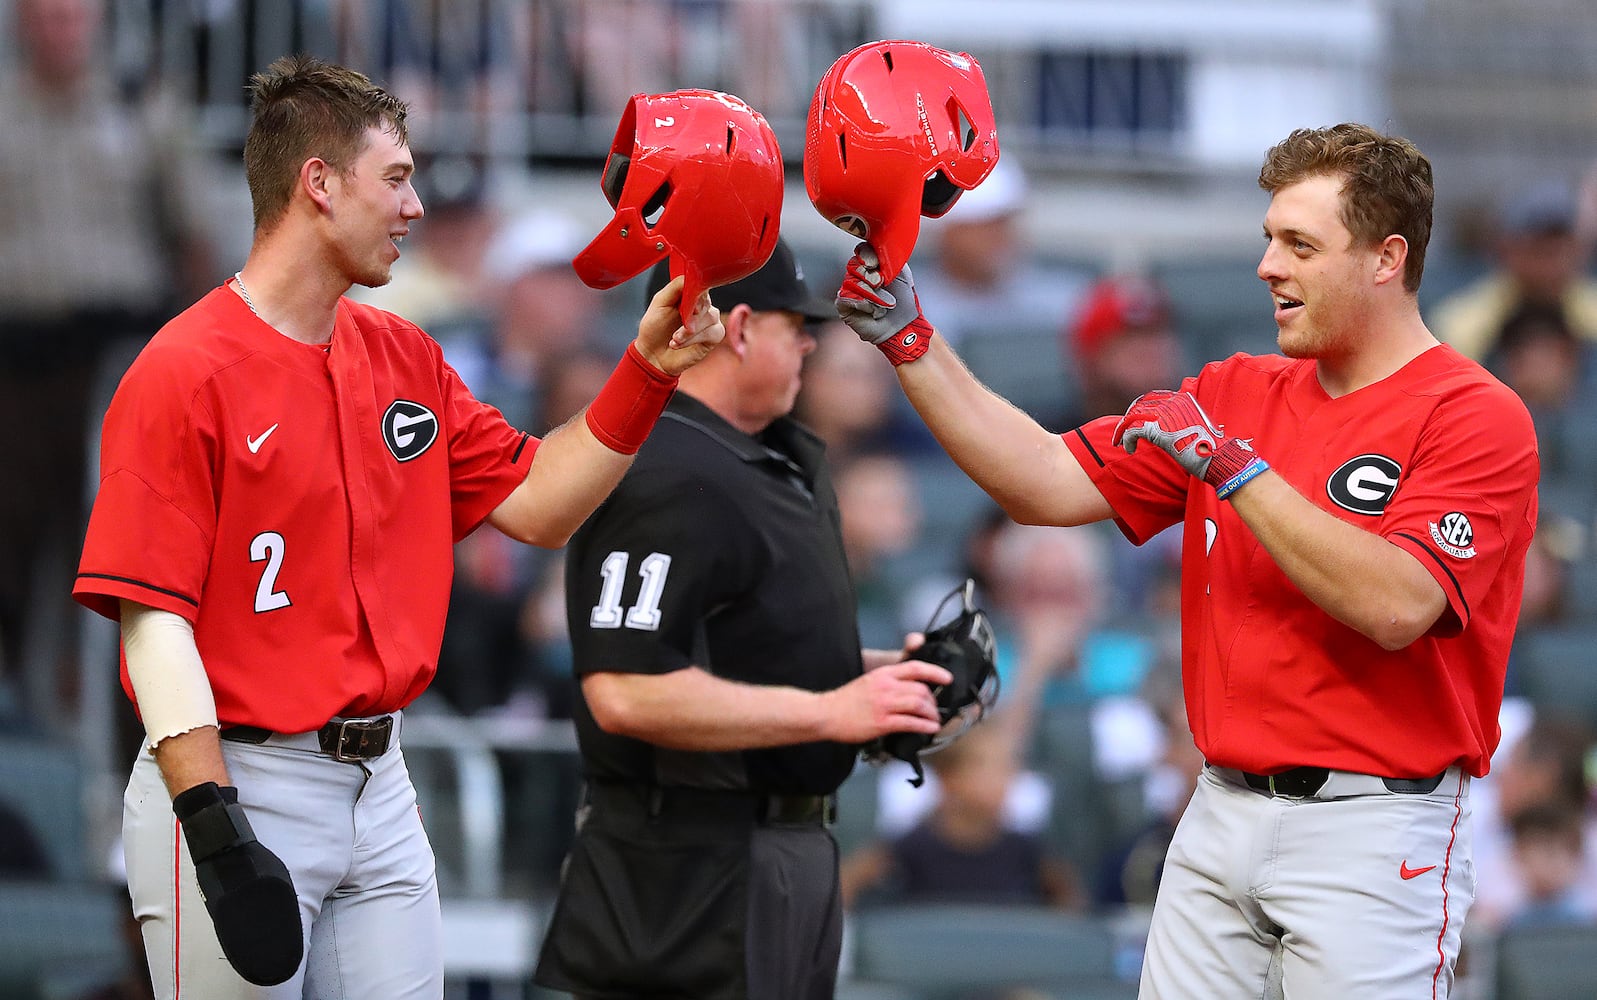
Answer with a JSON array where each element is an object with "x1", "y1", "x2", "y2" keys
[{"x1": 121, "y1": 603, "x2": 218, "y2": 753}]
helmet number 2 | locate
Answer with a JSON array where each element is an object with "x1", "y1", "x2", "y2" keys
[
  {"x1": 590, "y1": 550, "x2": 671, "y2": 631},
  {"x1": 249, "y1": 531, "x2": 292, "y2": 613}
]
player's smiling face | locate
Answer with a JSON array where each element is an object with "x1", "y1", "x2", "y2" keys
[
  {"x1": 328, "y1": 124, "x2": 423, "y2": 289},
  {"x1": 1258, "y1": 172, "x2": 1380, "y2": 362}
]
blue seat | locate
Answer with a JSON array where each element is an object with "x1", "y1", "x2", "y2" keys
[
  {"x1": 1050, "y1": 982, "x2": 1140, "y2": 1000},
  {"x1": 958, "y1": 327, "x2": 1077, "y2": 422},
  {"x1": 847, "y1": 903, "x2": 1125, "y2": 999},
  {"x1": 1151, "y1": 256, "x2": 1277, "y2": 365},
  {"x1": 0, "y1": 738, "x2": 88, "y2": 880},
  {"x1": 1513, "y1": 623, "x2": 1597, "y2": 728},
  {"x1": 1494, "y1": 922, "x2": 1597, "y2": 999},
  {"x1": 832, "y1": 763, "x2": 884, "y2": 859},
  {"x1": 833, "y1": 983, "x2": 922, "y2": 1000},
  {"x1": 0, "y1": 879, "x2": 128, "y2": 1000},
  {"x1": 908, "y1": 454, "x2": 998, "y2": 557}
]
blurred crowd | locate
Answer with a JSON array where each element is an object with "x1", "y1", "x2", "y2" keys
[{"x1": 8, "y1": 0, "x2": 1597, "y2": 996}]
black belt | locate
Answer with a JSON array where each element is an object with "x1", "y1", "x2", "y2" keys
[
  {"x1": 1239, "y1": 766, "x2": 1446, "y2": 798},
  {"x1": 221, "y1": 716, "x2": 394, "y2": 762},
  {"x1": 1241, "y1": 766, "x2": 1331, "y2": 797},
  {"x1": 583, "y1": 781, "x2": 836, "y2": 828}
]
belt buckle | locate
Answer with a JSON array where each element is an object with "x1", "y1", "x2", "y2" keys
[
  {"x1": 757, "y1": 794, "x2": 786, "y2": 824},
  {"x1": 759, "y1": 794, "x2": 834, "y2": 826},
  {"x1": 327, "y1": 717, "x2": 390, "y2": 762},
  {"x1": 1266, "y1": 767, "x2": 1328, "y2": 798},
  {"x1": 1265, "y1": 772, "x2": 1305, "y2": 797}
]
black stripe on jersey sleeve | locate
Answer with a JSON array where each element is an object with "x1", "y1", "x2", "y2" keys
[
  {"x1": 1393, "y1": 532, "x2": 1469, "y2": 621},
  {"x1": 1073, "y1": 427, "x2": 1106, "y2": 468},
  {"x1": 76, "y1": 573, "x2": 200, "y2": 608},
  {"x1": 511, "y1": 432, "x2": 530, "y2": 464}
]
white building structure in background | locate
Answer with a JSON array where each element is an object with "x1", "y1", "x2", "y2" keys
[{"x1": 878, "y1": 0, "x2": 1388, "y2": 174}]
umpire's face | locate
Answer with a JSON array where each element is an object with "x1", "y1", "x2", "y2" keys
[{"x1": 728, "y1": 305, "x2": 818, "y2": 429}]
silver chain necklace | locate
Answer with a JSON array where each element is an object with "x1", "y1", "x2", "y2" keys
[{"x1": 233, "y1": 271, "x2": 259, "y2": 316}]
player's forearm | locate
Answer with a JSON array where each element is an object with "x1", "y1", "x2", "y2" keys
[
  {"x1": 490, "y1": 417, "x2": 635, "y2": 548},
  {"x1": 897, "y1": 338, "x2": 1111, "y2": 527},
  {"x1": 582, "y1": 667, "x2": 836, "y2": 751},
  {"x1": 151, "y1": 726, "x2": 231, "y2": 800},
  {"x1": 1228, "y1": 471, "x2": 1447, "y2": 649}
]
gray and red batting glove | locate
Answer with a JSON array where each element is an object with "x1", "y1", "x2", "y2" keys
[
  {"x1": 835, "y1": 243, "x2": 935, "y2": 366},
  {"x1": 1113, "y1": 390, "x2": 1269, "y2": 500}
]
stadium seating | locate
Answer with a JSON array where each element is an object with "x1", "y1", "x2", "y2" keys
[
  {"x1": 1149, "y1": 255, "x2": 1277, "y2": 366},
  {"x1": 832, "y1": 763, "x2": 884, "y2": 858},
  {"x1": 959, "y1": 326, "x2": 1077, "y2": 422},
  {"x1": 0, "y1": 880, "x2": 127, "y2": 1000},
  {"x1": 1493, "y1": 922, "x2": 1597, "y2": 999},
  {"x1": 0, "y1": 737, "x2": 88, "y2": 880},
  {"x1": 846, "y1": 903, "x2": 1132, "y2": 999},
  {"x1": 1513, "y1": 623, "x2": 1597, "y2": 729}
]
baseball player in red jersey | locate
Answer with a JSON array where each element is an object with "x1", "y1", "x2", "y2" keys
[
  {"x1": 820, "y1": 117, "x2": 1537, "y2": 996},
  {"x1": 72, "y1": 56, "x2": 723, "y2": 998}
]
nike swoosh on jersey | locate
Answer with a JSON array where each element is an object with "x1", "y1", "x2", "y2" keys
[
  {"x1": 1399, "y1": 861, "x2": 1437, "y2": 880},
  {"x1": 247, "y1": 424, "x2": 279, "y2": 454}
]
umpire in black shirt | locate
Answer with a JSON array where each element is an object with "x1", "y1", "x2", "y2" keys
[{"x1": 534, "y1": 238, "x2": 952, "y2": 1000}]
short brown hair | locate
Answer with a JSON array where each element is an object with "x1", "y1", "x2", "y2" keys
[
  {"x1": 243, "y1": 55, "x2": 410, "y2": 231},
  {"x1": 1258, "y1": 123, "x2": 1433, "y2": 293}
]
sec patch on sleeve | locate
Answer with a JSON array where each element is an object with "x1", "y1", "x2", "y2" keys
[{"x1": 1429, "y1": 511, "x2": 1477, "y2": 559}]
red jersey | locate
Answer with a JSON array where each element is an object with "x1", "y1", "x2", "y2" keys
[
  {"x1": 1065, "y1": 345, "x2": 1538, "y2": 778},
  {"x1": 74, "y1": 288, "x2": 537, "y2": 732}
]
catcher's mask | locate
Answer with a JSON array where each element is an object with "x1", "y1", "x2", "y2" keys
[
  {"x1": 804, "y1": 39, "x2": 1000, "y2": 283},
  {"x1": 870, "y1": 578, "x2": 1000, "y2": 787},
  {"x1": 572, "y1": 89, "x2": 785, "y2": 324}
]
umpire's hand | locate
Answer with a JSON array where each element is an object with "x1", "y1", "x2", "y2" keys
[
  {"x1": 172, "y1": 781, "x2": 304, "y2": 985},
  {"x1": 822, "y1": 660, "x2": 952, "y2": 744}
]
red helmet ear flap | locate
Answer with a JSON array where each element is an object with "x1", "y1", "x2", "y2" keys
[{"x1": 573, "y1": 89, "x2": 785, "y2": 324}]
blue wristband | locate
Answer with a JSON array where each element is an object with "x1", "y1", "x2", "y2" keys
[{"x1": 1214, "y1": 457, "x2": 1269, "y2": 500}]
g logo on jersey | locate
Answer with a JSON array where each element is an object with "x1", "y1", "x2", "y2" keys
[
  {"x1": 382, "y1": 400, "x2": 438, "y2": 462},
  {"x1": 1326, "y1": 454, "x2": 1401, "y2": 515},
  {"x1": 1430, "y1": 511, "x2": 1477, "y2": 559}
]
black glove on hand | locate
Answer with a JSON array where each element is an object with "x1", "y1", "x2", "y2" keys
[
  {"x1": 173, "y1": 781, "x2": 303, "y2": 986},
  {"x1": 868, "y1": 580, "x2": 999, "y2": 786},
  {"x1": 835, "y1": 243, "x2": 936, "y2": 366}
]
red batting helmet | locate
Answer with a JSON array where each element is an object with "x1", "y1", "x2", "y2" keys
[
  {"x1": 573, "y1": 89, "x2": 785, "y2": 324},
  {"x1": 804, "y1": 40, "x2": 1000, "y2": 282}
]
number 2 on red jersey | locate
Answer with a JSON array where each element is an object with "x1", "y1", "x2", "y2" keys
[{"x1": 250, "y1": 531, "x2": 292, "y2": 613}]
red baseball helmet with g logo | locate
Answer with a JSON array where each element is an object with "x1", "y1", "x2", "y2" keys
[
  {"x1": 804, "y1": 40, "x2": 1001, "y2": 282},
  {"x1": 573, "y1": 89, "x2": 785, "y2": 323}
]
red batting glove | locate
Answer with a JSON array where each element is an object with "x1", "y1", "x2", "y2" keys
[{"x1": 1112, "y1": 390, "x2": 1269, "y2": 500}]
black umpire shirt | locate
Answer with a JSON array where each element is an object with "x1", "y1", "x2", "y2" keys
[{"x1": 564, "y1": 392, "x2": 863, "y2": 797}]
